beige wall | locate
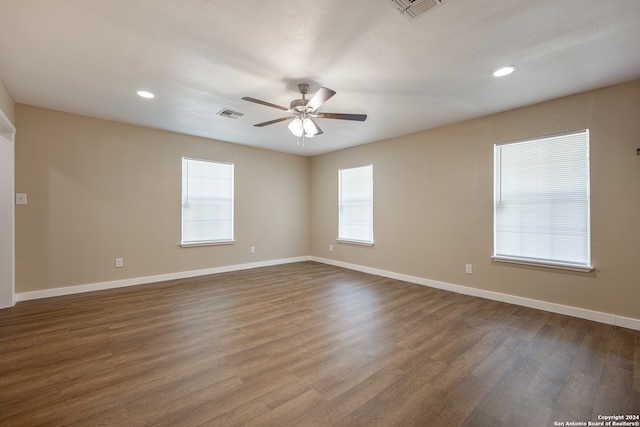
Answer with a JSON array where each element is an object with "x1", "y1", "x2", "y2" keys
[
  {"x1": 310, "y1": 80, "x2": 640, "y2": 320},
  {"x1": 13, "y1": 80, "x2": 640, "y2": 321},
  {"x1": 0, "y1": 77, "x2": 15, "y2": 125},
  {"x1": 15, "y1": 105, "x2": 310, "y2": 292}
]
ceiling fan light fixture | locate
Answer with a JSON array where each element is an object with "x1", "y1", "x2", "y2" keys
[
  {"x1": 288, "y1": 117, "x2": 304, "y2": 137},
  {"x1": 303, "y1": 118, "x2": 319, "y2": 136}
]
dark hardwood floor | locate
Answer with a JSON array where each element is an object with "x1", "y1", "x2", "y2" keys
[{"x1": 1, "y1": 261, "x2": 638, "y2": 426}]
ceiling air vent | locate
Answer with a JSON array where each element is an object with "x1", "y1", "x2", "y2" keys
[
  {"x1": 216, "y1": 108, "x2": 244, "y2": 119},
  {"x1": 388, "y1": 0, "x2": 446, "y2": 21}
]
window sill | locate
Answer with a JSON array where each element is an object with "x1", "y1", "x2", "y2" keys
[
  {"x1": 337, "y1": 239, "x2": 375, "y2": 247},
  {"x1": 181, "y1": 240, "x2": 236, "y2": 248},
  {"x1": 492, "y1": 256, "x2": 593, "y2": 272}
]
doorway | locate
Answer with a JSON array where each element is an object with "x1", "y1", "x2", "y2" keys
[{"x1": 0, "y1": 109, "x2": 15, "y2": 308}]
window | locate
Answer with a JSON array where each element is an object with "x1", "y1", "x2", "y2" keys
[
  {"x1": 181, "y1": 158, "x2": 234, "y2": 246},
  {"x1": 493, "y1": 130, "x2": 591, "y2": 271},
  {"x1": 339, "y1": 164, "x2": 374, "y2": 245}
]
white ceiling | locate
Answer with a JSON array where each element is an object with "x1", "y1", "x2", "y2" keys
[{"x1": 1, "y1": 0, "x2": 639, "y2": 156}]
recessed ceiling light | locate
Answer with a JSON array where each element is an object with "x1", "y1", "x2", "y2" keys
[
  {"x1": 137, "y1": 90, "x2": 155, "y2": 99},
  {"x1": 493, "y1": 66, "x2": 516, "y2": 77}
]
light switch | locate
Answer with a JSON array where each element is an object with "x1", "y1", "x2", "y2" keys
[{"x1": 16, "y1": 193, "x2": 27, "y2": 205}]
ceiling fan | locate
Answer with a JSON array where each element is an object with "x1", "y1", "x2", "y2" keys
[{"x1": 242, "y1": 83, "x2": 367, "y2": 143}]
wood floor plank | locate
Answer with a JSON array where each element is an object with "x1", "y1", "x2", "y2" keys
[
  {"x1": 550, "y1": 370, "x2": 599, "y2": 422},
  {"x1": 295, "y1": 364, "x2": 407, "y2": 426},
  {"x1": 1, "y1": 261, "x2": 638, "y2": 426}
]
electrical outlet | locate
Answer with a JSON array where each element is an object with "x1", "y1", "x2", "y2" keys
[
  {"x1": 16, "y1": 193, "x2": 27, "y2": 205},
  {"x1": 250, "y1": 246, "x2": 256, "y2": 254},
  {"x1": 115, "y1": 258, "x2": 124, "y2": 268},
  {"x1": 329, "y1": 244, "x2": 334, "y2": 252},
  {"x1": 465, "y1": 264, "x2": 473, "y2": 274}
]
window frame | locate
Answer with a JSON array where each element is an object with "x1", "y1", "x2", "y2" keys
[
  {"x1": 181, "y1": 157, "x2": 235, "y2": 247},
  {"x1": 492, "y1": 130, "x2": 592, "y2": 272},
  {"x1": 338, "y1": 164, "x2": 374, "y2": 246}
]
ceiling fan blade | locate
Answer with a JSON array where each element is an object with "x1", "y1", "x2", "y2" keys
[
  {"x1": 254, "y1": 117, "x2": 291, "y2": 127},
  {"x1": 313, "y1": 122, "x2": 324, "y2": 136},
  {"x1": 242, "y1": 96, "x2": 288, "y2": 111},
  {"x1": 306, "y1": 87, "x2": 336, "y2": 112},
  {"x1": 316, "y1": 112, "x2": 367, "y2": 121}
]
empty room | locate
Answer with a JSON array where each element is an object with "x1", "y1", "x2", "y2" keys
[{"x1": 0, "y1": 1, "x2": 639, "y2": 425}]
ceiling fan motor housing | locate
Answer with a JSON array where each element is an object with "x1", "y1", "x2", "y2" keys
[{"x1": 290, "y1": 98, "x2": 310, "y2": 112}]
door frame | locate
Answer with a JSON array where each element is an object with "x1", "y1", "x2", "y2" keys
[{"x1": 0, "y1": 107, "x2": 16, "y2": 308}]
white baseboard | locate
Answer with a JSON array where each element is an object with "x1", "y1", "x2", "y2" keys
[
  {"x1": 15, "y1": 255, "x2": 640, "y2": 331},
  {"x1": 16, "y1": 256, "x2": 311, "y2": 302},
  {"x1": 311, "y1": 256, "x2": 640, "y2": 331}
]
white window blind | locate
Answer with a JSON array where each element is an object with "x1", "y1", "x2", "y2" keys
[
  {"x1": 182, "y1": 158, "x2": 234, "y2": 245},
  {"x1": 493, "y1": 130, "x2": 591, "y2": 270},
  {"x1": 339, "y1": 164, "x2": 374, "y2": 245}
]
